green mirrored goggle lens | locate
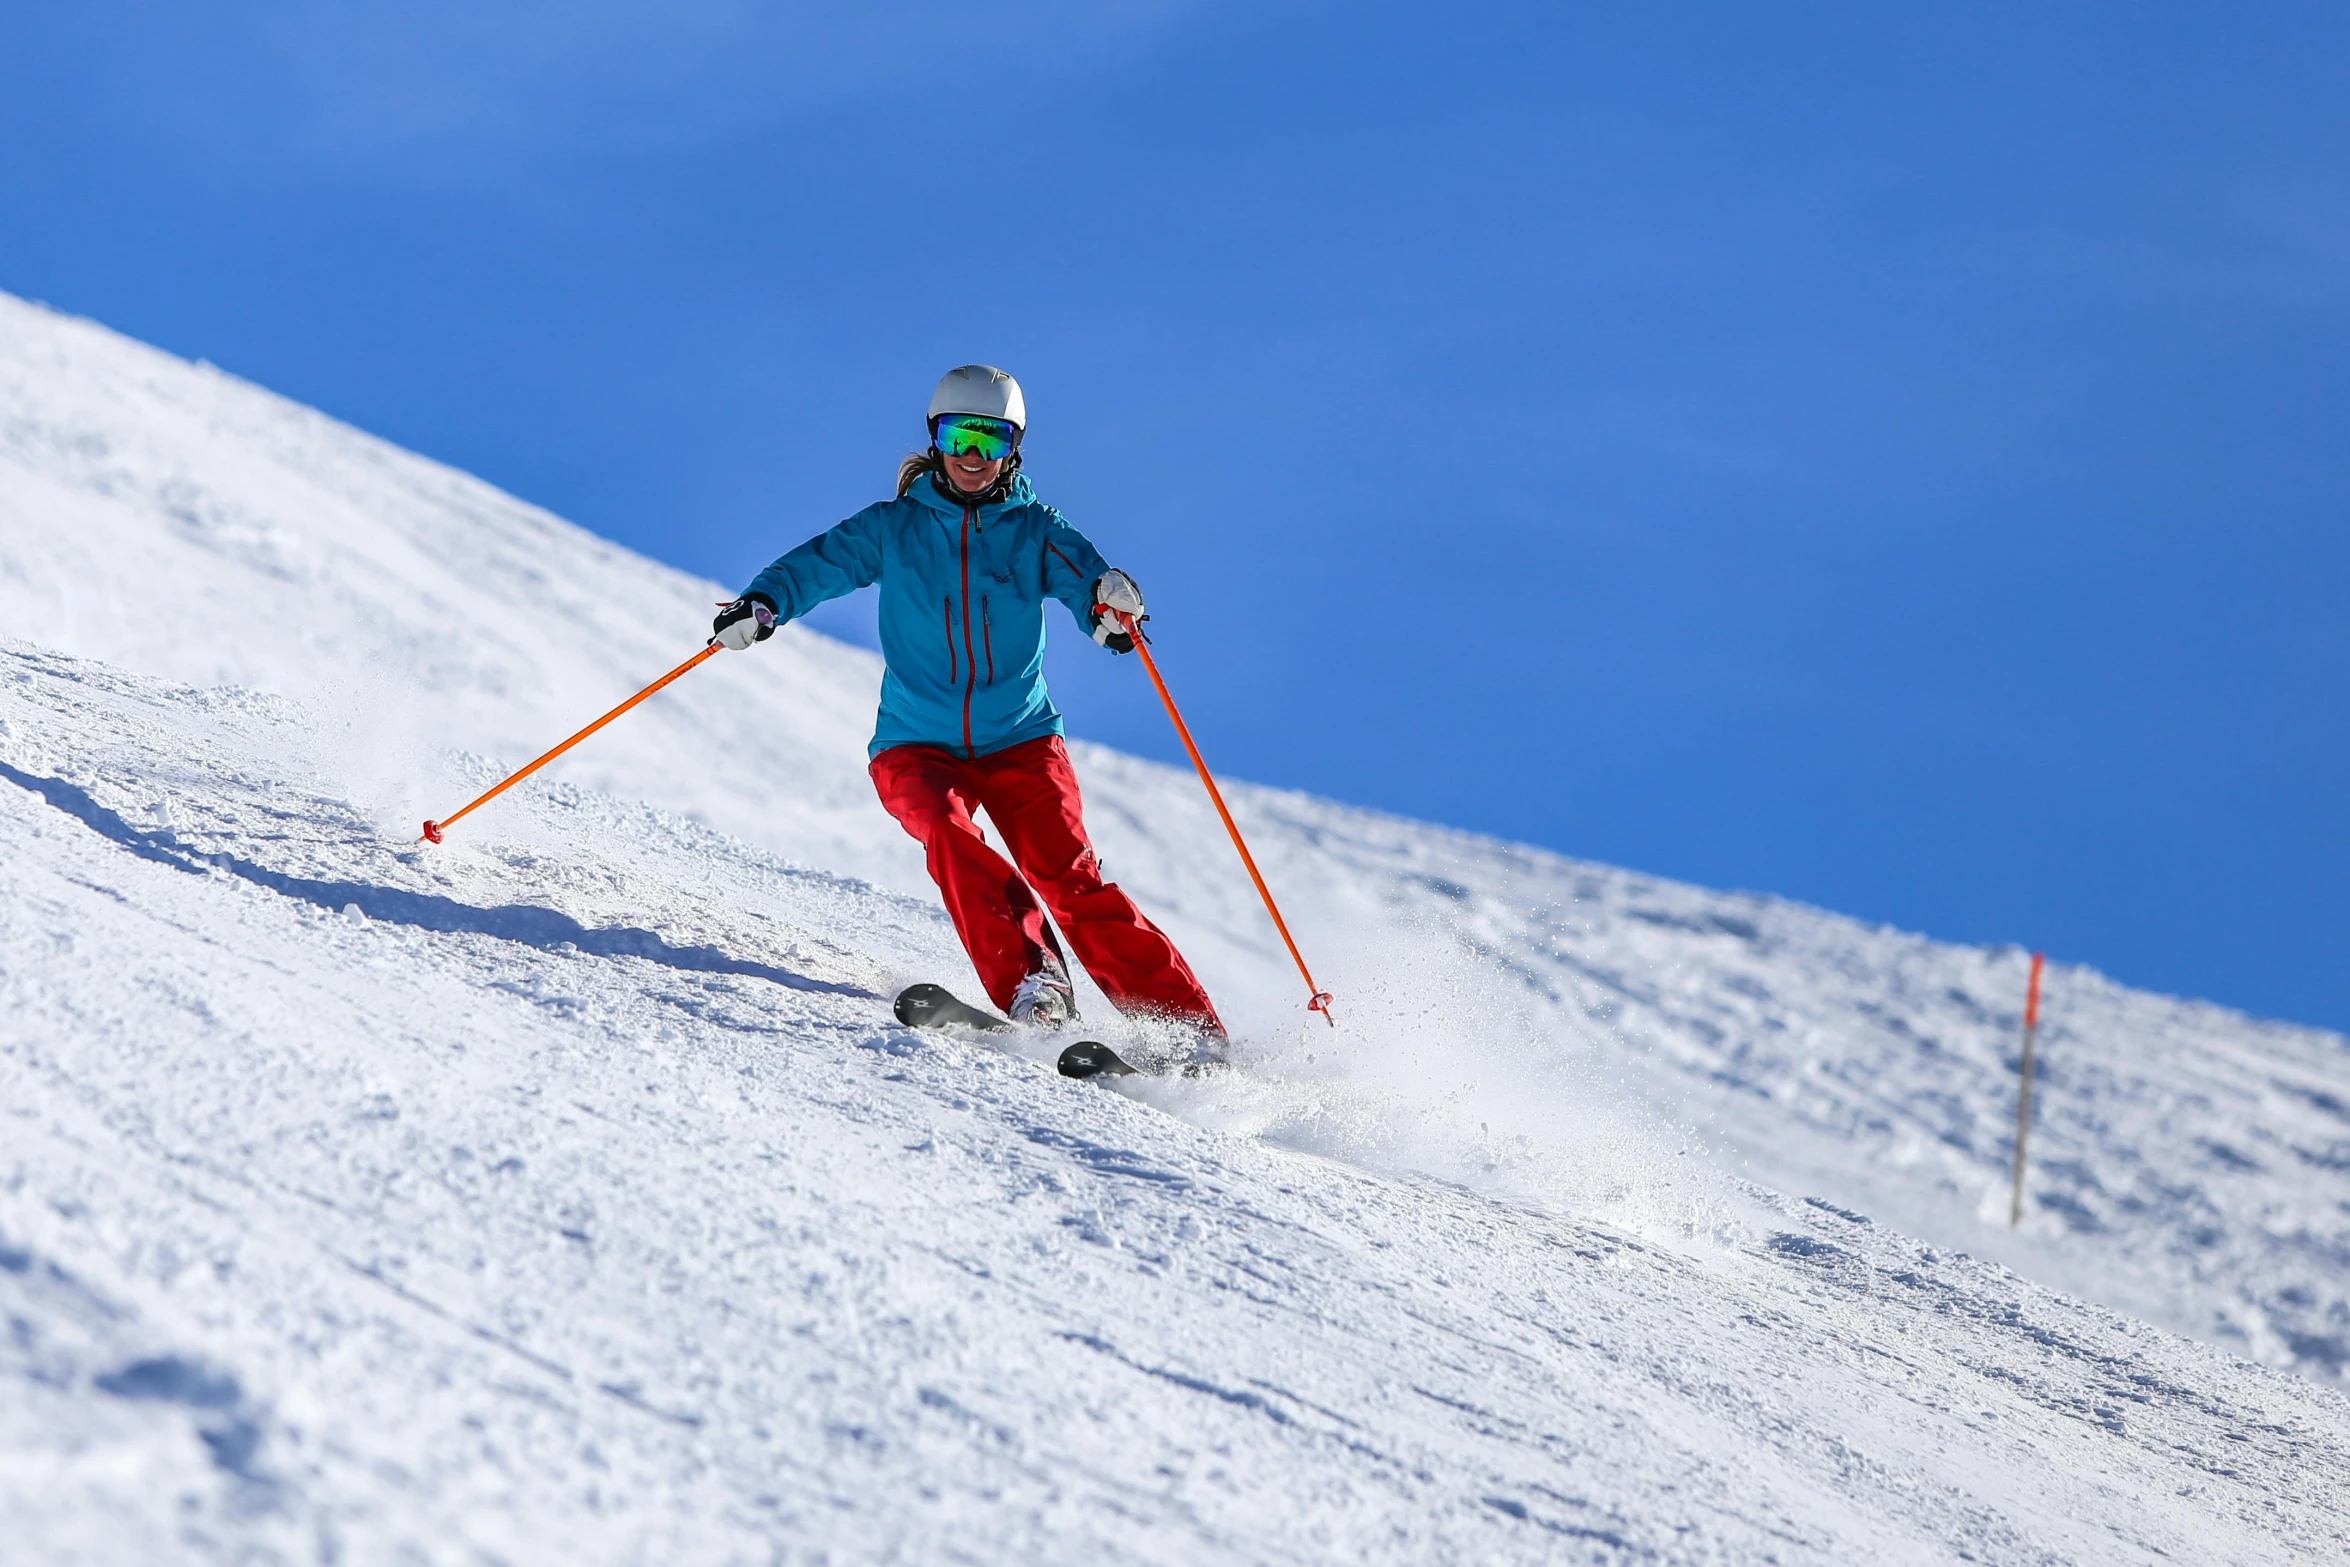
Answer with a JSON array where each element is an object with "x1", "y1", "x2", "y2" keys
[{"x1": 934, "y1": 415, "x2": 1017, "y2": 461}]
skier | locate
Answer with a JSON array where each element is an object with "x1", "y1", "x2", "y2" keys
[{"x1": 712, "y1": 366, "x2": 1225, "y2": 1042}]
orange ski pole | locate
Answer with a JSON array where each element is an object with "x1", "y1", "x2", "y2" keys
[
  {"x1": 420, "y1": 641, "x2": 722, "y2": 844},
  {"x1": 1115, "y1": 610, "x2": 1334, "y2": 1025}
]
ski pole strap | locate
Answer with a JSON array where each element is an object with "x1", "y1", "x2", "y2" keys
[
  {"x1": 1119, "y1": 610, "x2": 1335, "y2": 1026},
  {"x1": 421, "y1": 641, "x2": 723, "y2": 844}
]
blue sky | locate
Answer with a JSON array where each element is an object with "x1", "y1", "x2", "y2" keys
[{"x1": 6, "y1": 3, "x2": 2347, "y2": 1030}]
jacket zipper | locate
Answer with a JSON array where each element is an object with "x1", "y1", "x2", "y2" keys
[{"x1": 959, "y1": 505, "x2": 979, "y2": 757}]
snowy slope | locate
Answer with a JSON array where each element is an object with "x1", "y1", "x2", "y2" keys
[
  {"x1": 5, "y1": 289, "x2": 2345, "y2": 1390},
  {"x1": 5, "y1": 644, "x2": 2346, "y2": 1563},
  {"x1": 0, "y1": 293, "x2": 894, "y2": 881},
  {"x1": 3, "y1": 290, "x2": 2350, "y2": 1557}
]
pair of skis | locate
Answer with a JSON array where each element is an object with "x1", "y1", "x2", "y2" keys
[{"x1": 893, "y1": 983, "x2": 1146, "y2": 1080}]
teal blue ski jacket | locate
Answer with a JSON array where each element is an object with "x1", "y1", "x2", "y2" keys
[{"x1": 743, "y1": 472, "x2": 1113, "y2": 760}]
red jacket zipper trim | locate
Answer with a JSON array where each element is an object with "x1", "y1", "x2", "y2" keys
[{"x1": 959, "y1": 507, "x2": 978, "y2": 757}]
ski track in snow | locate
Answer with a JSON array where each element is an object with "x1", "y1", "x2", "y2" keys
[{"x1": 3, "y1": 291, "x2": 2349, "y2": 1560}]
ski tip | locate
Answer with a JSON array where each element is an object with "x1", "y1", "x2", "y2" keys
[
  {"x1": 894, "y1": 982, "x2": 1013, "y2": 1033},
  {"x1": 893, "y1": 982, "x2": 953, "y2": 1028},
  {"x1": 1058, "y1": 1041, "x2": 1138, "y2": 1080},
  {"x1": 419, "y1": 819, "x2": 444, "y2": 845}
]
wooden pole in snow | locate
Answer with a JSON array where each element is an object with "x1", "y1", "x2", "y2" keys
[{"x1": 2008, "y1": 951, "x2": 2047, "y2": 1229}]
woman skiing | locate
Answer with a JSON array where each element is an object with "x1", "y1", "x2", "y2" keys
[{"x1": 712, "y1": 365, "x2": 1224, "y2": 1041}]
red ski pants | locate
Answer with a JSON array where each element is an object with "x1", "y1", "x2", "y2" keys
[{"x1": 870, "y1": 736, "x2": 1224, "y2": 1034}]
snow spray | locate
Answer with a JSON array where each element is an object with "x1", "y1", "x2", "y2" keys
[{"x1": 1132, "y1": 901, "x2": 1743, "y2": 1248}]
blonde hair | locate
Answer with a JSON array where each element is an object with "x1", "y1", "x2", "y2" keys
[{"x1": 896, "y1": 448, "x2": 939, "y2": 498}]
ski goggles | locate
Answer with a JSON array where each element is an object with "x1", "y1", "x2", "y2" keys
[{"x1": 932, "y1": 413, "x2": 1020, "y2": 462}]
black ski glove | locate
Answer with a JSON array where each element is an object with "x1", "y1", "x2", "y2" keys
[{"x1": 713, "y1": 592, "x2": 778, "y2": 649}]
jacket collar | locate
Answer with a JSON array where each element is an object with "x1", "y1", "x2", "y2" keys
[{"x1": 910, "y1": 468, "x2": 1034, "y2": 524}]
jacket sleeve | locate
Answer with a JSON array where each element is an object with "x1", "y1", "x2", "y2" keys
[
  {"x1": 1037, "y1": 507, "x2": 1112, "y2": 633},
  {"x1": 743, "y1": 503, "x2": 888, "y2": 626}
]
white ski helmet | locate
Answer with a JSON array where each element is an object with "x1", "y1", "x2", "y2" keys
[{"x1": 928, "y1": 364, "x2": 1025, "y2": 433}]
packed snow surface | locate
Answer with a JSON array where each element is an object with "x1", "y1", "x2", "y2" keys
[{"x1": 4, "y1": 291, "x2": 2348, "y2": 1560}]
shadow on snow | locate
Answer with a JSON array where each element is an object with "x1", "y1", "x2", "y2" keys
[{"x1": 0, "y1": 759, "x2": 877, "y2": 1000}]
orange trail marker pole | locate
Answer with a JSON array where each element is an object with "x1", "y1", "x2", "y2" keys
[
  {"x1": 420, "y1": 642, "x2": 722, "y2": 845},
  {"x1": 2008, "y1": 950, "x2": 2047, "y2": 1228},
  {"x1": 1117, "y1": 610, "x2": 1334, "y2": 1025}
]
